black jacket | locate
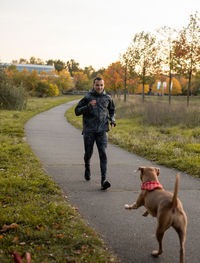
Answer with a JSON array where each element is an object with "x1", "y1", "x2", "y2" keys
[{"x1": 75, "y1": 89, "x2": 116, "y2": 133}]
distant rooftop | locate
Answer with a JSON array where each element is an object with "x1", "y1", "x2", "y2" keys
[{"x1": 0, "y1": 63, "x2": 55, "y2": 73}]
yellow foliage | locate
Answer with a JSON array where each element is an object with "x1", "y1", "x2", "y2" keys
[
  {"x1": 165, "y1": 78, "x2": 182, "y2": 95},
  {"x1": 48, "y1": 83, "x2": 59, "y2": 96},
  {"x1": 134, "y1": 84, "x2": 149, "y2": 94},
  {"x1": 73, "y1": 72, "x2": 89, "y2": 90},
  {"x1": 152, "y1": 78, "x2": 182, "y2": 95}
]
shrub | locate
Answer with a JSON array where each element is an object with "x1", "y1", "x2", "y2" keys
[
  {"x1": 47, "y1": 83, "x2": 59, "y2": 96},
  {"x1": 35, "y1": 80, "x2": 59, "y2": 97},
  {"x1": 0, "y1": 70, "x2": 27, "y2": 110}
]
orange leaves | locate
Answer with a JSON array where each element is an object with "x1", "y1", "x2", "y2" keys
[{"x1": 103, "y1": 62, "x2": 125, "y2": 91}]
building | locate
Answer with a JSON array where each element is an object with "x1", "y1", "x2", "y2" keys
[{"x1": 0, "y1": 63, "x2": 55, "y2": 73}]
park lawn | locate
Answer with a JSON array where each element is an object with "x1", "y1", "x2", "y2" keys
[
  {"x1": 66, "y1": 96, "x2": 200, "y2": 177},
  {"x1": 0, "y1": 96, "x2": 117, "y2": 263}
]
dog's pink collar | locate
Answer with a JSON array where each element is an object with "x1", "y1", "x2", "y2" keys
[{"x1": 141, "y1": 181, "x2": 163, "y2": 191}]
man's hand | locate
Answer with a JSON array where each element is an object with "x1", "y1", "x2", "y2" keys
[
  {"x1": 90, "y1": 100, "x2": 96, "y2": 106},
  {"x1": 110, "y1": 122, "x2": 116, "y2": 129}
]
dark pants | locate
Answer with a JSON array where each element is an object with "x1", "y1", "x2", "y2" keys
[{"x1": 83, "y1": 131, "x2": 107, "y2": 182}]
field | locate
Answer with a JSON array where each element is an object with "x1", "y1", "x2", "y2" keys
[
  {"x1": 0, "y1": 96, "x2": 116, "y2": 263},
  {"x1": 66, "y1": 95, "x2": 200, "y2": 177}
]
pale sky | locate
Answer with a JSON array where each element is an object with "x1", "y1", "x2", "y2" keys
[{"x1": 0, "y1": 0, "x2": 199, "y2": 70}]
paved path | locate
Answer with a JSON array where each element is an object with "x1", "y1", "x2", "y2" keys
[{"x1": 25, "y1": 100, "x2": 200, "y2": 263}]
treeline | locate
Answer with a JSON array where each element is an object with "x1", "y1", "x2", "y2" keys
[
  {"x1": 10, "y1": 57, "x2": 105, "y2": 90},
  {"x1": 116, "y1": 12, "x2": 200, "y2": 105},
  {"x1": 0, "y1": 59, "x2": 105, "y2": 109},
  {"x1": 1, "y1": 12, "x2": 200, "y2": 109}
]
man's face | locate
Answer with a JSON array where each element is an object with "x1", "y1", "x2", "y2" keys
[{"x1": 94, "y1": 80, "x2": 104, "y2": 94}]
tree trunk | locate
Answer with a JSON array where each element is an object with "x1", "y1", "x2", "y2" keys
[
  {"x1": 142, "y1": 66, "x2": 145, "y2": 103},
  {"x1": 187, "y1": 70, "x2": 192, "y2": 107},
  {"x1": 168, "y1": 70, "x2": 172, "y2": 105},
  {"x1": 124, "y1": 65, "x2": 127, "y2": 102}
]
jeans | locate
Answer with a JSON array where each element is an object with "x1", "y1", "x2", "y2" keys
[{"x1": 83, "y1": 131, "x2": 107, "y2": 182}]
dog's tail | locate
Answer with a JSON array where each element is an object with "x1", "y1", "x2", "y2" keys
[{"x1": 172, "y1": 173, "x2": 180, "y2": 210}]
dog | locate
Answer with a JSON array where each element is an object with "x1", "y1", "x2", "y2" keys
[{"x1": 125, "y1": 167, "x2": 187, "y2": 263}]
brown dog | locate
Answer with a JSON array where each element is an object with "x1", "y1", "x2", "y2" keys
[{"x1": 125, "y1": 167, "x2": 187, "y2": 263}]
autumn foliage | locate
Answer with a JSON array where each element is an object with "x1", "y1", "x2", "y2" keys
[{"x1": 103, "y1": 62, "x2": 124, "y2": 92}]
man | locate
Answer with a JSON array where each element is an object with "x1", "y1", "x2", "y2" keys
[{"x1": 75, "y1": 77, "x2": 116, "y2": 190}]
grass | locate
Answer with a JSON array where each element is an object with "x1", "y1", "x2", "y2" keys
[
  {"x1": 0, "y1": 96, "x2": 117, "y2": 263},
  {"x1": 66, "y1": 95, "x2": 200, "y2": 177}
]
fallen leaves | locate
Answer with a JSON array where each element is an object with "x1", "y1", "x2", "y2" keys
[
  {"x1": 12, "y1": 236, "x2": 19, "y2": 243},
  {"x1": 72, "y1": 206, "x2": 79, "y2": 211},
  {"x1": 36, "y1": 225, "x2": 44, "y2": 231},
  {"x1": 1, "y1": 223, "x2": 19, "y2": 232}
]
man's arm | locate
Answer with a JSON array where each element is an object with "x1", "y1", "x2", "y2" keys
[
  {"x1": 75, "y1": 97, "x2": 92, "y2": 116},
  {"x1": 108, "y1": 98, "x2": 116, "y2": 127}
]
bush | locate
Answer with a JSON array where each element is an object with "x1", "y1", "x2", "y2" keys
[
  {"x1": 0, "y1": 70, "x2": 27, "y2": 110},
  {"x1": 35, "y1": 80, "x2": 59, "y2": 97}
]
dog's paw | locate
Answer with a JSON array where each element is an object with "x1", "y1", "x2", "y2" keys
[
  {"x1": 151, "y1": 250, "x2": 161, "y2": 257},
  {"x1": 142, "y1": 210, "x2": 149, "y2": 217},
  {"x1": 124, "y1": 204, "x2": 130, "y2": 209}
]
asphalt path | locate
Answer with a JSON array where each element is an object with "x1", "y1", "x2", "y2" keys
[{"x1": 25, "y1": 100, "x2": 200, "y2": 263}]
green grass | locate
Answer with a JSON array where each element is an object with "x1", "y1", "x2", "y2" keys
[
  {"x1": 0, "y1": 96, "x2": 117, "y2": 263},
  {"x1": 66, "y1": 95, "x2": 200, "y2": 177}
]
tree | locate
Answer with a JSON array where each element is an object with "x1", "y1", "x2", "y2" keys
[
  {"x1": 54, "y1": 60, "x2": 66, "y2": 72},
  {"x1": 125, "y1": 31, "x2": 161, "y2": 102},
  {"x1": 157, "y1": 26, "x2": 177, "y2": 104},
  {"x1": 134, "y1": 84, "x2": 149, "y2": 94},
  {"x1": 191, "y1": 71, "x2": 200, "y2": 95},
  {"x1": 83, "y1": 66, "x2": 95, "y2": 79},
  {"x1": 91, "y1": 68, "x2": 105, "y2": 79},
  {"x1": 29, "y1": 57, "x2": 44, "y2": 65},
  {"x1": 177, "y1": 76, "x2": 188, "y2": 95},
  {"x1": 46, "y1": 59, "x2": 55, "y2": 66},
  {"x1": 103, "y1": 62, "x2": 125, "y2": 95},
  {"x1": 164, "y1": 77, "x2": 182, "y2": 95},
  {"x1": 73, "y1": 72, "x2": 89, "y2": 90},
  {"x1": 54, "y1": 69, "x2": 74, "y2": 92},
  {"x1": 173, "y1": 12, "x2": 200, "y2": 106},
  {"x1": 24, "y1": 70, "x2": 40, "y2": 93},
  {"x1": 66, "y1": 59, "x2": 80, "y2": 76},
  {"x1": 19, "y1": 58, "x2": 28, "y2": 64}
]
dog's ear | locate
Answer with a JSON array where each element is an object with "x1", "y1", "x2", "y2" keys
[
  {"x1": 138, "y1": 167, "x2": 144, "y2": 174},
  {"x1": 155, "y1": 168, "x2": 160, "y2": 176}
]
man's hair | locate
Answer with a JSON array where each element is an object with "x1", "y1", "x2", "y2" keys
[{"x1": 93, "y1": 77, "x2": 104, "y2": 84}]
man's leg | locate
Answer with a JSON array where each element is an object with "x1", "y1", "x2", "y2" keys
[
  {"x1": 83, "y1": 132, "x2": 95, "y2": 181},
  {"x1": 96, "y1": 132, "x2": 110, "y2": 189}
]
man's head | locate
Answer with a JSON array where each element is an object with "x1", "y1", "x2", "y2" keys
[{"x1": 93, "y1": 77, "x2": 104, "y2": 94}]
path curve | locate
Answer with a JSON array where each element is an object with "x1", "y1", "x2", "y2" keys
[{"x1": 25, "y1": 100, "x2": 200, "y2": 263}]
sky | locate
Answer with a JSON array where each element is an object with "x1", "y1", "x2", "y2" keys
[{"x1": 0, "y1": 0, "x2": 200, "y2": 70}]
